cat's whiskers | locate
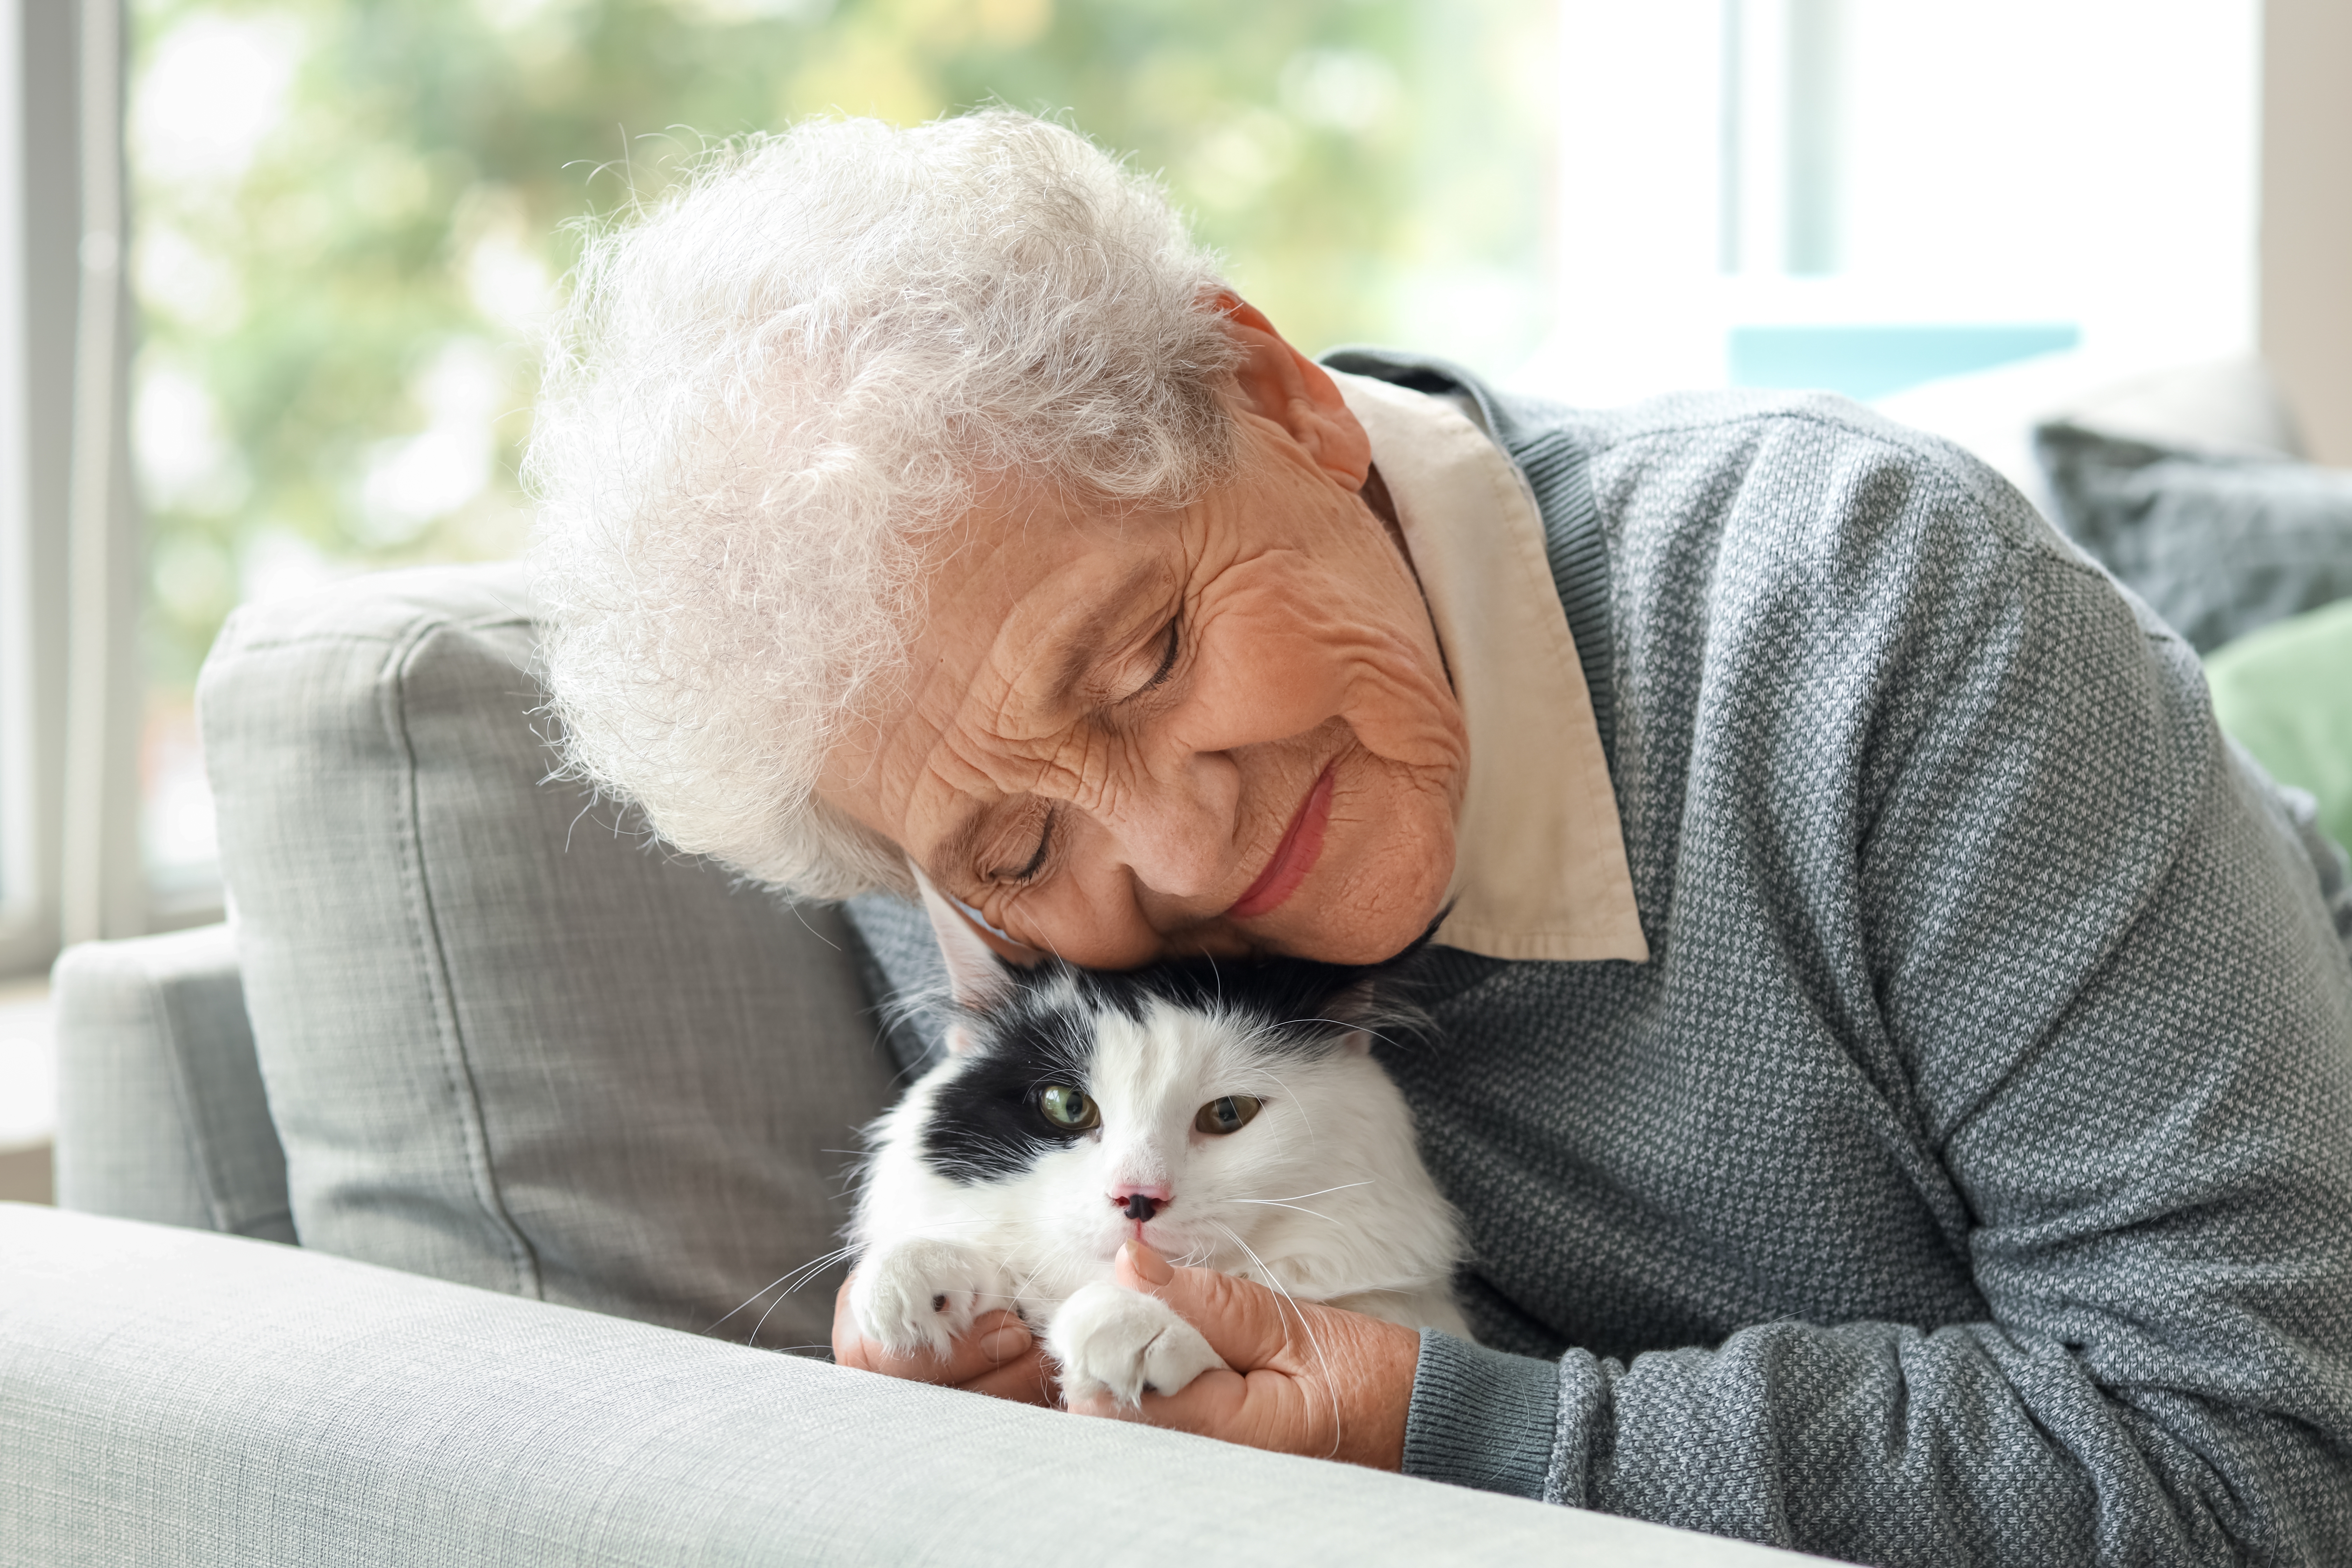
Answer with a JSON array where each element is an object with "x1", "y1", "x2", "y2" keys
[
  {"x1": 747, "y1": 1287, "x2": 797, "y2": 1347},
  {"x1": 720, "y1": 1216, "x2": 1023, "y2": 1342},
  {"x1": 747, "y1": 1243, "x2": 884, "y2": 1346},
  {"x1": 1250, "y1": 1065, "x2": 1316, "y2": 1143},
  {"x1": 1286, "y1": 1016, "x2": 1420, "y2": 1053},
  {"x1": 707, "y1": 1244, "x2": 862, "y2": 1338},
  {"x1": 1230, "y1": 1199, "x2": 1339, "y2": 1224},
  {"x1": 1230, "y1": 1180, "x2": 1376, "y2": 1227},
  {"x1": 1001, "y1": 1250, "x2": 1071, "y2": 1322},
  {"x1": 1209, "y1": 1217, "x2": 1344, "y2": 1460},
  {"x1": 1248, "y1": 1181, "x2": 1376, "y2": 1204}
]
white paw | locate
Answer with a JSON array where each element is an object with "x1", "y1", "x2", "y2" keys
[
  {"x1": 1046, "y1": 1282, "x2": 1226, "y2": 1409},
  {"x1": 849, "y1": 1238, "x2": 1005, "y2": 1360}
]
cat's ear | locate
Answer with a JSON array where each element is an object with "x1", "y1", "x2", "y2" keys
[
  {"x1": 911, "y1": 860, "x2": 1015, "y2": 1016},
  {"x1": 1339, "y1": 1029, "x2": 1373, "y2": 1056}
]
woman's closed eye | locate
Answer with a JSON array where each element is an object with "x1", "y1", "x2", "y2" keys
[
  {"x1": 984, "y1": 616, "x2": 1175, "y2": 886},
  {"x1": 1127, "y1": 614, "x2": 1180, "y2": 700},
  {"x1": 992, "y1": 804, "x2": 1056, "y2": 884}
]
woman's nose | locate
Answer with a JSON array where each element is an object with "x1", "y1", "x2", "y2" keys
[{"x1": 1101, "y1": 751, "x2": 1239, "y2": 900}]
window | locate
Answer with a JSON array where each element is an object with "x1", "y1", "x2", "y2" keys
[
  {"x1": 0, "y1": 0, "x2": 29, "y2": 957},
  {"x1": 1, "y1": 0, "x2": 82, "y2": 978},
  {"x1": 1538, "y1": 0, "x2": 2259, "y2": 403}
]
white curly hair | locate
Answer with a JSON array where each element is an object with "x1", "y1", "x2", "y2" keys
[{"x1": 526, "y1": 110, "x2": 1242, "y2": 899}]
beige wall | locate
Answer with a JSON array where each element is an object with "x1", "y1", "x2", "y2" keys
[
  {"x1": 0, "y1": 979, "x2": 52, "y2": 1204},
  {"x1": 2261, "y1": 0, "x2": 2352, "y2": 467},
  {"x1": 0, "y1": 1146, "x2": 51, "y2": 1204}
]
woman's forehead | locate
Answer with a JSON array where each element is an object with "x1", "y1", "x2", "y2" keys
[
  {"x1": 925, "y1": 506, "x2": 1186, "y2": 680},
  {"x1": 820, "y1": 507, "x2": 1187, "y2": 826}
]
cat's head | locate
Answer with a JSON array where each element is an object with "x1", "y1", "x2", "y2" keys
[{"x1": 905, "y1": 867, "x2": 1433, "y2": 1270}]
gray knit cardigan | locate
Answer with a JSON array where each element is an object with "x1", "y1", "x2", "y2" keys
[{"x1": 848, "y1": 350, "x2": 2352, "y2": 1567}]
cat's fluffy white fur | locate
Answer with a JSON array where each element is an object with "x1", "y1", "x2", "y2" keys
[{"x1": 847, "y1": 874, "x2": 1469, "y2": 1408}]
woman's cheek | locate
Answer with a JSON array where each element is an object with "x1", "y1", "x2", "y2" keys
[
  {"x1": 1183, "y1": 606, "x2": 1351, "y2": 745},
  {"x1": 1195, "y1": 627, "x2": 1459, "y2": 774},
  {"x1": 1276, "y1": 791, "x2": 1457, "y2": 963},
  {"x1": 1340, "y1": 646, "x2": 1466, "y2": 775},
  {"x1": 1188, "y1": 563, "x2": 1459, "y2": 762},
  {"x1": 1012, "y1": 827, "x2": 1167, "y2": 966}
]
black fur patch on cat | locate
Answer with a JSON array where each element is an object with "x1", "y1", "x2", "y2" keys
[
  {"x1": 918, "y1": 930, "x2": 1440, "y2": 1186},
  {"x1": 920, "y1": 979, "x2": 1097, "y2": 1183}
]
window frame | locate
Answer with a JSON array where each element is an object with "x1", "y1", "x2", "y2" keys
[{"x1": 0, "y1": 0, "x2": 146, "y2": 982}]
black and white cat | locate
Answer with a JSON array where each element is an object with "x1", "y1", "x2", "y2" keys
[{"x1": 848, "y1": 872, "x2": 1470, "y2": 1409}]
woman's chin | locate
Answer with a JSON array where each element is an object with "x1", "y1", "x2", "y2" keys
[
  {"x1": 1273, "y1": 845, "x2": 1454, "y2": 964},
  {"x1": 1284, "y1": 910, "x2": 1442, "y2": 965}
]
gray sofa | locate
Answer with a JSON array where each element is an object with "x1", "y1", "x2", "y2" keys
[{"x1": 0, "y1": 564, "x2": 1812, "y2": 1565}]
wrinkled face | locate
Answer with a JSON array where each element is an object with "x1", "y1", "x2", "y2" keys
[
  {"x1": 918, "y1": 978, "x2": 1372, "y2": 1268},
  {"x1": 819, "y1": 397, "x2": 1468, "y2": 968}
]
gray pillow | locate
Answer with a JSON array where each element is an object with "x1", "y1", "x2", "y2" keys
[
  {"x1": 201, "y1": 563, "x2": 900, "y2": 1352},
  {"x1": 2033, "y1": 420, "x2": 2352, "y2": 653}
]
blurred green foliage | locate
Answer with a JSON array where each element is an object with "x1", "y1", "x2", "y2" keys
[{"x1": 131, "y1": 0, "x2": 1555, "y2": 689}]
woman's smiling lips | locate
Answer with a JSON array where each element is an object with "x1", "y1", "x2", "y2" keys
[{"x1": 1227, "y1": 762, "x2": 1337, "y2": 920}]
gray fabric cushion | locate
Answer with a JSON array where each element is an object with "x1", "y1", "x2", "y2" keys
[
  {"x1": 198, "y1": 563, "x2": 898, "y2": 1350},
  {"x1": 51, "y1": 923, "x2": 292, "y2": 1242},
  {"x1": 1, "y1": 1206, "x2": 1789, "y2": 1568},
  {"x1": 2033, "y1": 420, "x2": 2352, "y2": 652}
]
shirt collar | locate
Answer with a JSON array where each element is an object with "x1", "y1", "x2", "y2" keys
[{"x1": 1330, "y1": 369, "x2": 1649, "y2": 964}]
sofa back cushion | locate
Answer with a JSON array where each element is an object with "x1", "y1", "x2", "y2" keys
[
  {"x1": 2033, "y1": 421, "x2": 2352, "y2": 653},
  {"x1": 200, "y1": 564, "x2": 899, "y2": 1350}
]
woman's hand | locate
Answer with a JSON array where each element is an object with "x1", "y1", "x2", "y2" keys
[
  {"x1": 1066, "y1": 1242, "x2": 1422, "y2": 1470},
  {"x1": 831, "y1": 1275, "x2": 1059, "y2": 1406}
]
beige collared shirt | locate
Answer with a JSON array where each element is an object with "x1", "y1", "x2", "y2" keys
[{"x1": 1330, "y1": 370, "x2": 1650, "y2": 965}]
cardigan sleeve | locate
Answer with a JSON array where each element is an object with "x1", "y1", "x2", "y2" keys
[{"x1": 1402, "y1": 1329, "x2": 1561, "y2": 1500}]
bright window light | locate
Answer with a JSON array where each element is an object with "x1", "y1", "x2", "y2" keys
[{"x1": 1525, "y1": 0, "x2": 2260, "y2": 404}]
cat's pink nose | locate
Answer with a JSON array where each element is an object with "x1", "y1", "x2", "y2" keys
[{"x1": 1113, "y1": 1188, "x2": 1170, "y2": 1222}]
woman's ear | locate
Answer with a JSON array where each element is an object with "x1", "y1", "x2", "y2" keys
[
  {"x1": 1213, "y1": 294, "x2": 1372, "y2": 490},
  {"x1": 910, "y1": 861, "x2": 1018, "y2": 1017}
]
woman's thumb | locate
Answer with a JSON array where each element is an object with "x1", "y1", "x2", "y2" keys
[{"x1": 1115, "y1": 1241, "x2": 1293, "y2": 1371}]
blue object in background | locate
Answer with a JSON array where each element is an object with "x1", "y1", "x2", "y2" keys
[{"x1": 1728, "y1": 323, "x2": 2081, "y2": 400}]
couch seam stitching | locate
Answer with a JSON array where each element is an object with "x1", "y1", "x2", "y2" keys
[
  {"x1": 142, "y1": 960, "x2": 231, "y2": 1232},
  {"x1": 164, "y1": 960, "x2": 289, "y2": 1238},
  {"x1": 381, "y1": 618, "x2": 543, "y2": 1297},
  {"x1": 219, "y1": 614, "x2": 534, "y2": 659}
]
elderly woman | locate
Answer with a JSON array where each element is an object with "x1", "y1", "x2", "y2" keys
[{"x1": 529, "y1": 112, "x2": 2352, "y2": 1563}]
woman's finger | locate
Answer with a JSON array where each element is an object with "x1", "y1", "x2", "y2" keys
[
  {"x1": 1092, "y1": 1245, "x2": 1420, "y2": 1466},
  {"x1": 1107, "y1": 1365, "x2": 1315, "y2": 1449},
  {"x1": 1112, "y1": 1241, "x2": 1297, "y2": 1371},
  {"x1": 832, "y1": 1274, "x2": 1037, "y2": 1387},
  {"x1": 956, "y1": 1343, "x2": 1062, "y2": 1406}
]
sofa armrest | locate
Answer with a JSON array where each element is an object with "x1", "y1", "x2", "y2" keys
[
  {"x1": 51, "y1": 925, "x2": 292, "y2": 1241},
  {"x1": 0, "y1": 1206, "x2": 1815, "y2": 1567}
]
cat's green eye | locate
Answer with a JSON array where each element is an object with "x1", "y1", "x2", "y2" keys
[
  {"x1": 1194, "y1": 1095, "x2": 1263, "y2": 1136},
  {"x1": 1038, "y1": 1085, "x2": 1099, "y2": 1132}
]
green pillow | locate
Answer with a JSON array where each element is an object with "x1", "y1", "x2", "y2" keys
[{"x1": 2207, "y1": 598, "x2": 2352, "y2": 854}]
